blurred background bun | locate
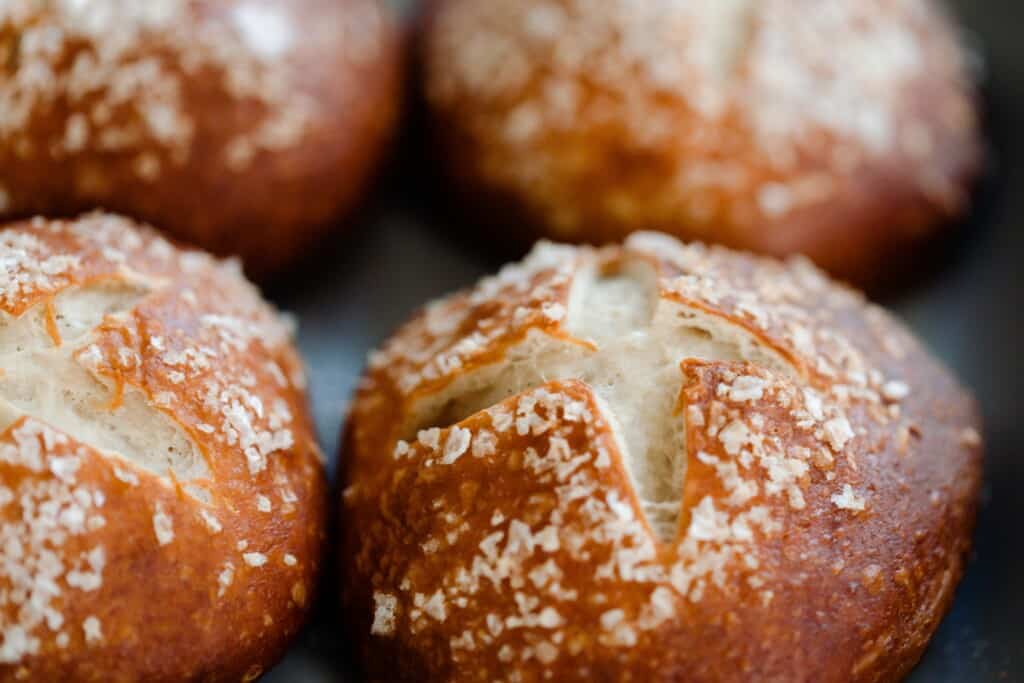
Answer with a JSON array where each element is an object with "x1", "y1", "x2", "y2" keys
[
  {"x1": 0, "y1": 0, "x2": 402, "y2": 277},
  {"x1": 422, "y1": 0, "x2": 983, "y2": 286}
]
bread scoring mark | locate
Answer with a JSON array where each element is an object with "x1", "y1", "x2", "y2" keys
[
  {"x1": 0, "y1": 214, "x2": 316, "y2": 671},
  {"x1": 372, "y1": 378, "x2": 808, "y2": 665},
  {"x1": 347, "y1": 232, "x2": 953, "y2": 676},
  {"x1": 0, "y1": 281, "x2": 209, "y2": 483},
  {"x1": 374, "y1": 362, "x2": 872, "y2": 662},
  {"x1": 398, "y1": 252, "x2": 801, "y2": 542}
]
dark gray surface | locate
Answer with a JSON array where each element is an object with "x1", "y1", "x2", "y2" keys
[{"x1": 265, "y1": 1, "x2": 1024, "y2": 679}]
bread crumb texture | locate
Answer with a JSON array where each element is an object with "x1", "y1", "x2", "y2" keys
[
  {"x1": 0, "y1": 213, "x2": 325, "y2": 680},
  {"x1": 343, "y1": 232, "x2": 982, "y2": 682}
]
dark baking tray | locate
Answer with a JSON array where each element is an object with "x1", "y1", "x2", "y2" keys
[{"x1": 264, "y1": 0, "x2": 1024, "y2": 679}]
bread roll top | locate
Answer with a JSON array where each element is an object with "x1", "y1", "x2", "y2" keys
[
  {"x1": 0, "y1": 0, "x2": 401, "y2": 276},
  {"x1": 0, "y1": 213, "x2": 326, "y2": 681},
  {"x1": 342, "y1": 232, "x2": 981, "y2": 682},
  {"x1": 423, "y1": 0, "x2": 982, "y2": 284}
]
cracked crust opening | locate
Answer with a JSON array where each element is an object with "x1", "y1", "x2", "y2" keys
[
  {"x1": 342, "y1": 232, "x2": 982, "y2": 683},
  {"x1": 0, "y1": 213, "x2": 326, "y2": 681},
  {"x1": 0, "y1": 281, "x2": 209, "y2": 483}
]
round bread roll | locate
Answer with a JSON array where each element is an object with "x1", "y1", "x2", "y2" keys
[
  {"x1": 341, "y1": 232, "x2": 982, "y2": 681},
  {"x1": 0, "y1": 0, "x2": 401, "y2": 277},
  {"x1": 422, "y1": 0, "x2": 983, "y2": 285},
  {"x1": 0, "y1": 213, "x2": 325, "y2": 680}
]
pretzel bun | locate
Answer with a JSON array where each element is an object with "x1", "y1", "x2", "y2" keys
[
  {"x1": 0, "y1": 213, "x2": 325, "y2": 681},
  {"x1": 423, "y1": 0, "x2": 982, "y2": 285},
  {"x1": 0, "y1": 0, "x2": 401, "y2": 277},
  {"x1": 341, "y1": 232, "x2": 981, "y2": 682}
]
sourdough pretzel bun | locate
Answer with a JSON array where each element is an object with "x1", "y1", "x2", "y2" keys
[
  {"x1": 0, "y1": 213, "x2": 325, "y2": 681},
  {"x1": 0, "y1": 0, "x2": 400, "y2": 277},
  {"x1": 341, "y1": 232, "x2": 982, "y2": 682},
  {"x1": 422, "y1": 0, "x2": 983, "y2": 285}
]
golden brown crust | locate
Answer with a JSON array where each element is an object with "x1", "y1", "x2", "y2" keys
[
  {"x1": 0, "y1": 0, "x2": 401, "y2": 277},
  {"x1": 340, "y1": 232, "x2": 982, "y2": 682},
  {"x1": 0, "y1": 213, "x2": 326, "y2": 681},
  {"x1": 422, "y1": 0, "x2": 983, "y2": 286}
]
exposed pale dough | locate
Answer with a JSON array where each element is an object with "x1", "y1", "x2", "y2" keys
[
  {"x1": 410, "y1": 257, "x2": 793, "y2": 540},
  {"x1": 0, "y1": 282, "x2": 208, "y2": 482}
]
